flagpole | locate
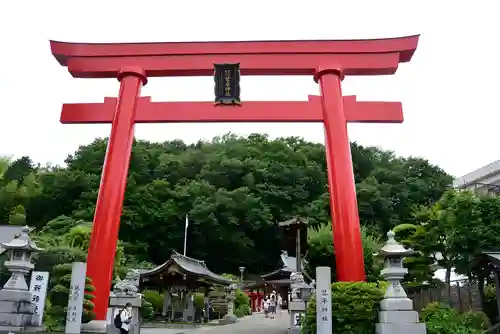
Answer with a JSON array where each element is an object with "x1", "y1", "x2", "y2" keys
[{"x1": 183, "y1": 214, "x2": 188, "y2": 256}]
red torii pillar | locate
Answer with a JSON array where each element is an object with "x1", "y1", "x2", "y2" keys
[{"x1": 50, "y1": 36, "x2": 419, "y2": 320}]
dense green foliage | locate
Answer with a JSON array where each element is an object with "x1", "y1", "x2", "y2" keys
[
  {"x1": 483, "y1": 285, "x2": 500, "y2": 324},
  {"x1": 140, "y1": 298, "x2": 155, "y2": 321},
  {"x1": 420, "y1": 302, "x2": 489, "y2": 334},
  {"x1": 142, "y1": 290, "x2": 164, "y2": 314},
  {"x1": 302, "y1": 282, "x2": 388, "y2": 334},
  {"x1": 234, "y1": 288, "x2": 251, "y2": 317},
  {"x1": 0, "y1": 135, "x2": 452, "y2": 275},
  {"x1": 306, "y1": 224, "x2": 383, "y2": 282}
]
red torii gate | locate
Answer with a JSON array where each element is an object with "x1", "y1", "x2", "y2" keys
[{"x1": 50, "y1": 35, "x2": 419, "y2": 320}]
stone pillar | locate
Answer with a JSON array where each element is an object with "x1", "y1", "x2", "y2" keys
[
  {"x1": 376, "y1": 231, "x2": 427, "y2": 334},
  {"x1": 161, "y1": 292, "x2": 170, "y2": 317},
  {"x1": 203, "y1": 290, "x2": 210, "y2": 323},
  {"x1": 182, "y1": 292, "x2": 195, "y2": 322},
  {"x1": 219, "y1": 283, "x2": 238, "y2": 324}
]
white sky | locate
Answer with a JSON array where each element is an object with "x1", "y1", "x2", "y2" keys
[{"x1": 0, "y1": 1, "x2": 497, "y2": 178}]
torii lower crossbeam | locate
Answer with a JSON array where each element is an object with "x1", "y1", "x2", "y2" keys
[{"x1": 60, "y1": 95, "x2": 403, "y2": 123}]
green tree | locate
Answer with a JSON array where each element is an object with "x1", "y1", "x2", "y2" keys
[
  {"x1": 355, "y1": 150, "x2": 452, "y2": 233},
  {"x1": 306, "y1": 223, "x2": 383, "y2": 282},
  {"x1": 397, "y1": 189, "x2": 500, "y2": 284},
  {"x1": 0, "y1": 156, "x2": 41, "y2": 225},
  {"x1": 392, "y1": 223, "x2": 436, "y2": 286}
]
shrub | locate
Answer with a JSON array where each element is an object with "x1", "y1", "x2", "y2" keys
[
  {"x1": 234, "y1": 289, "x2": 250, "y2": 311},
  {"x1": 484, "y1": 284, "x2": 498, "y2": 323},
  {"x1": 43, "y1": 298, "x2": 64, "y2": 332},
  {"x1": 302, "y1": 281, "x2": 387, "y2": 334},
  {"x1": 140, "y1": 299, "x2": 155, "y2": 321},
  {"x1": 234, "y1": 306, "x2": 247, "y2": 318},
  {"x1": 421, "y1": 302, "x2": 489, "y2": 334},
  {"x1": 193, "y1": 292, "x2": 206, "y2": 314},
  {"x1": 142, "y1": 290, "x2": 164, "y2": 314},
  {"x1": 82, "y1": 276, "x2": 96, "y2": 323},
  {"x1": 462, "y1": 310, "x2": 490, "y2": 330}
]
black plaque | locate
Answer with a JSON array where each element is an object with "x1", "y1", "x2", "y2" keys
[{"x1": 214, "y1": 63, "x2": 241, "y2": 105}]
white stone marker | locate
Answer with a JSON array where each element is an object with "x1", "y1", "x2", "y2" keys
[
  {"x1": 315, "y1": 266, "x2": 332, "y2": 334},
  {"x1": 29, "y1": 271, "x2": 50, "y2": 326},
  {"x1": 65, "y1": 262, "x2": 87, "y2": 334}
]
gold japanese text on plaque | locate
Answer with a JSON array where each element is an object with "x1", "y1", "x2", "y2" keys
[{"x1": 214, "y1": 63, "x2": 241, "y2": 105}]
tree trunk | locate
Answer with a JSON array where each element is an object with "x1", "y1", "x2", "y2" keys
[
  {"x1": 467, "y1": 271, "x2": 474, "y2": 309},
  {"x1": 445, "y1": 266, "x2": 452, "y2": 302},
  {"x1": 478, "y1": 276, "x2": 486, "y2": 311},
  {"x1": 445, "y1": 266, "x2": 452, "y2": 283}
]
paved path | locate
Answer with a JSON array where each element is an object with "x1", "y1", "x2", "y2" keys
[
  {"x1": 141, "y1": 313, "x2": 290, "y2": 334},
  {"x1": 191, "y1": 313, "x2": 289, "y2": 334}
]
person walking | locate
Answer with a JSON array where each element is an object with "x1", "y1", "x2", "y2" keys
[
  {"x1": 277, "y1": 293, "x2": 283, "y2": 315},
  {"x1": 115, "y1": 302, "x2": 133, "y2": 334},
  {"x1": 264, "y1": 296, "x2": 270, "y2": 318},
  {"x1": 269, "y1": 294, "x2": 277, "y2": 319}
]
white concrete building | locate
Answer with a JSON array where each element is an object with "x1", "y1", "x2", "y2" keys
[{"x1": 453, "y1": 159, "x2": 500, "y2": 194}]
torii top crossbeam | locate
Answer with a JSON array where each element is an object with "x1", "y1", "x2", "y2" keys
[{"x1": 50, "y1": 35, "x2": 419, "y2": 78}]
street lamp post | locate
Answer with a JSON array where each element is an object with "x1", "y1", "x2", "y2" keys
[{"x1": 238, "y1": 266, "x2": 246, "y2": 290}]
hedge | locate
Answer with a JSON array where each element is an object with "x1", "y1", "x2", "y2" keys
[{"x1": 301, "y1": 281, "x2": 387, "y2": 334}]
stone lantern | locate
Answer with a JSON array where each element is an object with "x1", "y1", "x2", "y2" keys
[
  {"x1": 288, "y1": 271, "x2": 312, "y2": 334},
  {"x1": 0, "y1": 225, "x2": 43, "y2": 331},
  {"x1": 220, "y1": 282, "x2": 238, "y2": 324},
  {"x1": 375, "y1": 230, "x2": 426, "y2": 334},
  {"x1": 0, "y1": 226, "x2": 42, "y2": 293},
  {"x1": 291, "y1": 272, "x2": 312, "y2": 302}
]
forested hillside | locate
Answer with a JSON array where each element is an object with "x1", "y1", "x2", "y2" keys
[{"x1": 0, "y1": 133, "x2": 452, "y2": 275}]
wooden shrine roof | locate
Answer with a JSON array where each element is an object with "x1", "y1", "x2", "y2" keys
[
  {"x1": 139, "y1": 251, "x2": 232, "y2": 288},
  {"x1": 261, "y1": 251, "x2": 308, "y2": 280}
]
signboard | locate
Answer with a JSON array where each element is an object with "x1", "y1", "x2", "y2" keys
[
  {"x1": 65, "y1": 262, "x2": 87, "y2": 334},
  {"x1": 29, "y1": 271, "x2": 50, "y2": 326},
  {"x1": 214, "y1": 63, "x2": 241, "y2": 105},
  {"x1": 316, "y1": 267, "x2": 332, "y2": 334}
]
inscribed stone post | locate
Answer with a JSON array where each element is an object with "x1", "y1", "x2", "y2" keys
[
  {"x1": 65, "y1": 262, "x2": 87, "y2": 334},
  {"x1": 315, "y1": 267, "x2": 332, "y2": 334},
  {"x1": 29, "y1": 271, "x2": 50, "y2": 326}
]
